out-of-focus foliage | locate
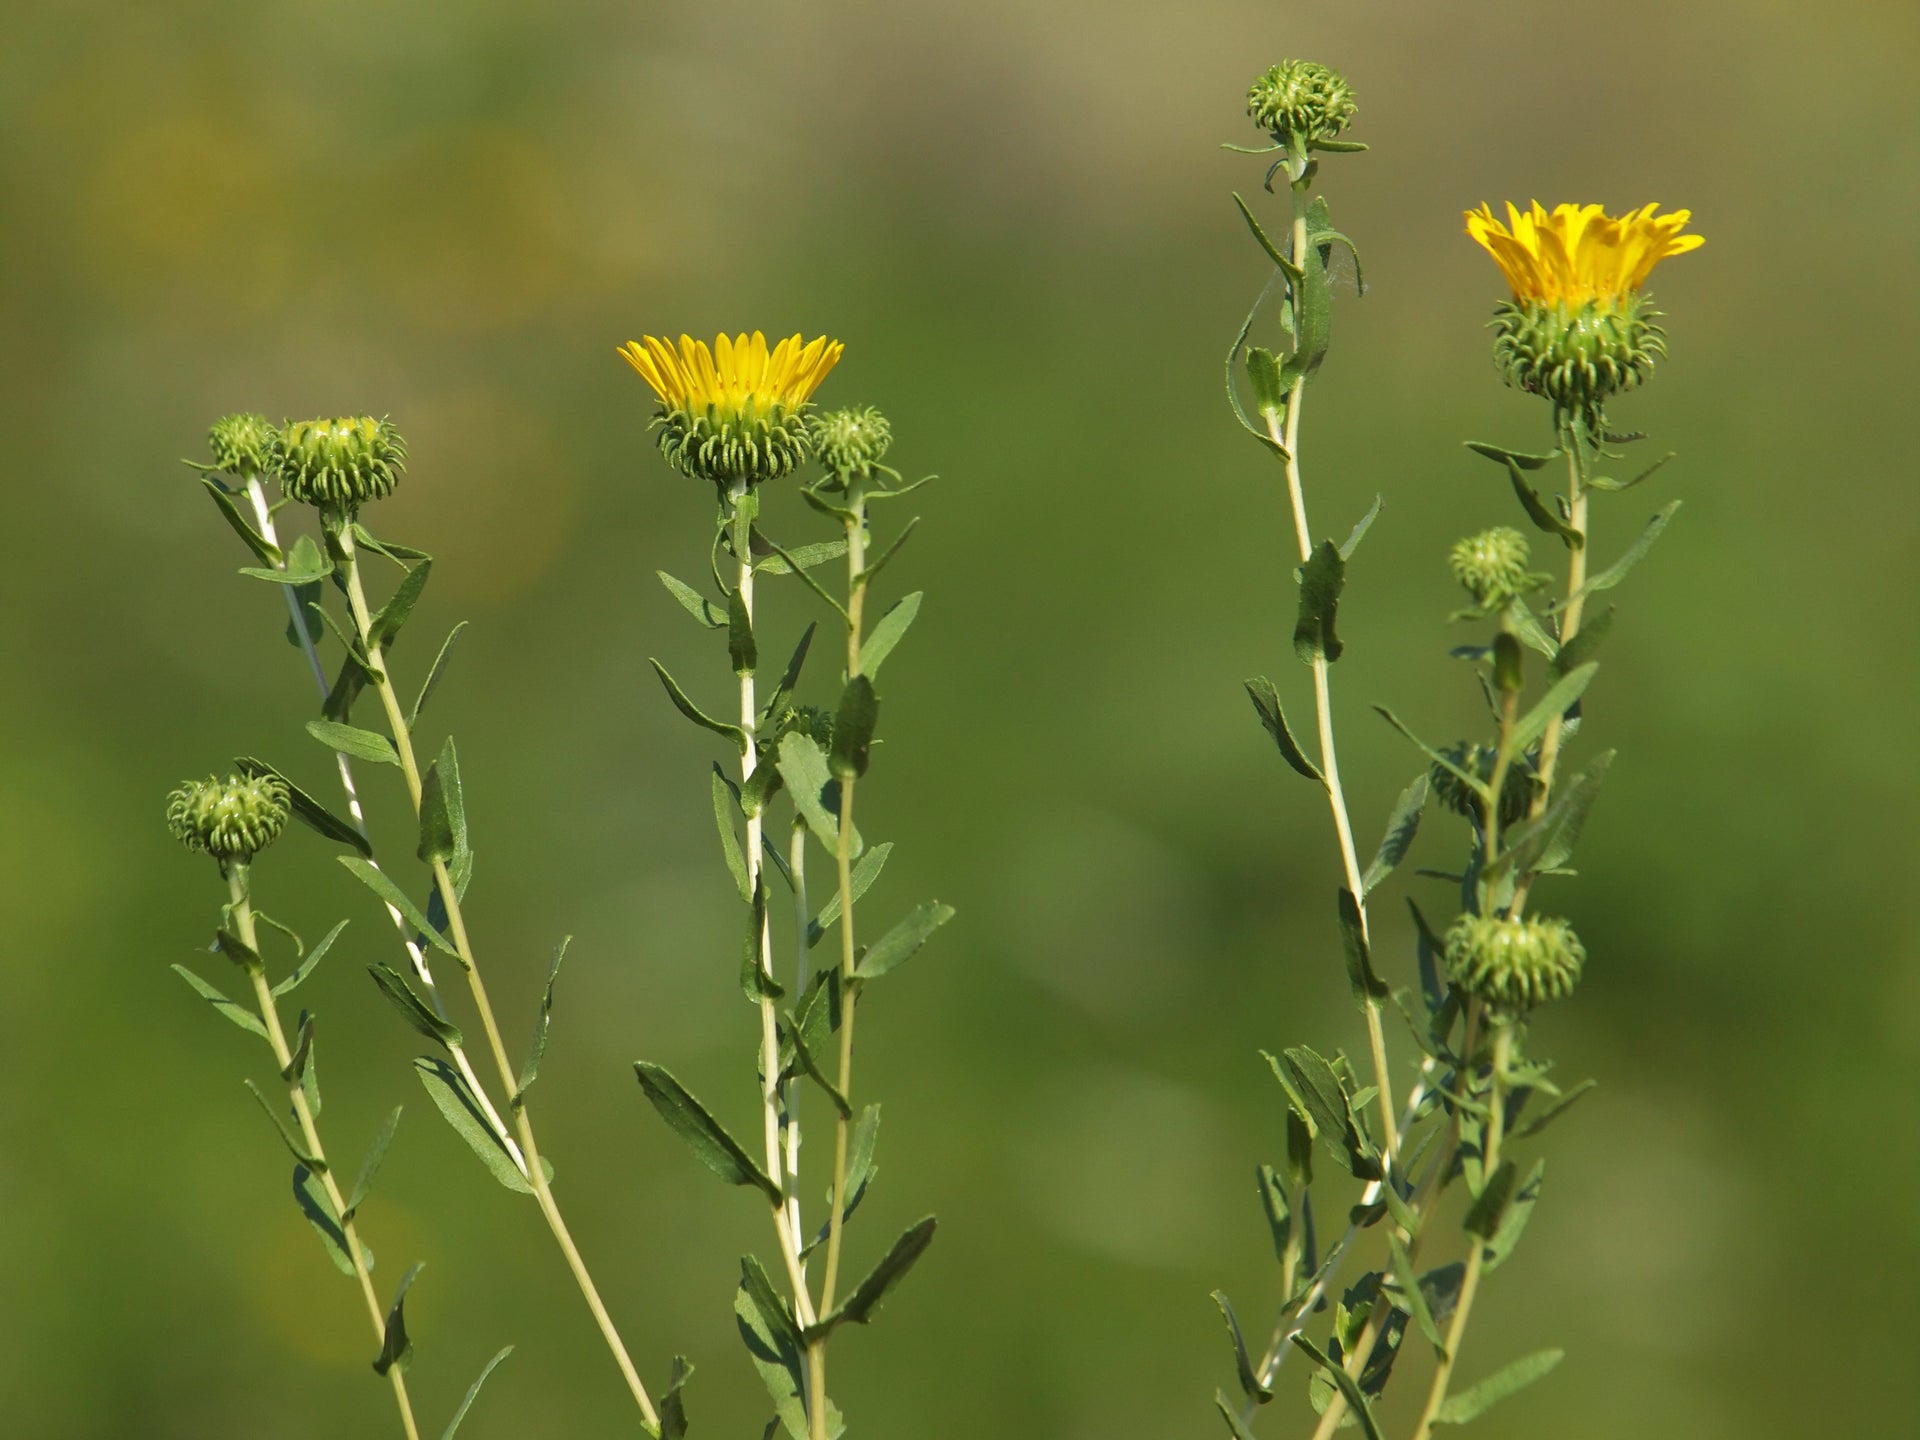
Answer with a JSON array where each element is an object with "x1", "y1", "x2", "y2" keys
[{"x1": 1, "y1": 3, "x2": 1915, "y2": 1438}]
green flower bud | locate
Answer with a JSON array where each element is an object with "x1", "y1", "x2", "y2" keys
[
  {"x1": 167, "y1": 773, "x2": 290, "y2": 861},
  {"x1": 658, "y1": 405, "x2": 813, "y2": 489},
  {"x1": 1247, "y1": 60, "x2": 1357, "y2": 145},
  {"x1": 207, "y1": 413, "x2": 282, "y2": 480},
  {"x1": 773, "y1": 704, "x2": 835, "y2": 749},
  {"x1": 278, "y1": 416, "x2": 407, "y2": 509},
  {"x1": 1444, "y1": 913, "x2": 1585, "y2": 1015},
  {"x1": 1431, "y1": 742, "x2": 1540, "y2": 830},
  {"x1": 809, "y1": 406, "x2": 893, "y2": 481},
  {"x1": 1449, "y1": 527, "x2": 1533, "y2": 608},
  {"x1": 1492, "y1": 294, "x2": 1665, "y2": 422}
]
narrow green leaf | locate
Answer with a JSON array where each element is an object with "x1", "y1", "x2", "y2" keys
[
  {"x1": 1486, "y1": 1158, "x2": 1545, "y2": 1271},
  {"x1": 776, "y1": 732, "x2": 858, "y2": 856},
  {"x1": 1507, "y1": 662, "x2": 1599, "y2": 755},
  {"x1": 1360, "y1": 774, "x2": 1428, "y2": 897},
  {"x1": 200, "y1": 477, "x2": 281, "y2": 566},
  {"x1": 660, "y1": 1355, "x2": 694, "y2": 1440},
  {"x1": 736, "y1": 1256, "x2": 840, "y2": 1440},
  {"x1": 417, "y1": 736, "x2": 467, "y2": 866},
  {"x1": 415, "y1": 1056, "x2": 532, "y2": 1193},
  {"x1": 1493, "y1": 750, "x2": 1615, "y2": 880},
  {"x1": 710, "y1": 767, "x2": 751, "y2": 902},
  {"x1": 1464, "y1": 1159, "x2": 1516, "y2": 1241},
  {"x1": 1289, "y1": 1334, "x2": 1385, "y2": 1440},
  {"x1": 409, "y1": 621, "x2": 468, "y2": 727},
  {"x1": 1214, "y1": 1389, "x2": 1262, "y2": 1440},
  {"x1": 241, "y1": 532, "x2": 331, "y2": 585},
  {"x1": 634, "y1": 1061, "x2": 781, "y2": 1202},
  {"x1": 1390, "y1": 1233, "x2": 1446, "y2": 1354},
  {"x1": 270, "y1": 919, "x2": 349, "y2": 998},
  {"x1": 292, "y1": 1162, "x2": 366, "y2": 1275},
  {"x1": 1293, "y1": 540, "x2": 1346, "y2": 663},
  {"x1": 372, "y1": 1262, "x2": 423, "y2": 1375},
  {"x1": 369, "y1": 964, "x2": 462, "y2": 1049},
  {"x1": 371, "y1": 559, "x2": 432, "y2": 647},
  {"x1": 351, "y1": 524, "x2": 432, "y2": 564},
  {"x1": 1244, "y1": 677, "x2": 1323, "y2": 782},
  {"x1": 860, "y1": 592, "x2": 922, "y2": 676},
  {"x1": 754, "y1": 538, "x2": 847, "y2": 575},
  {"x1": 1557, "y1": 501, "x2": 1680, "y2": 610},
  {"x1": 1373, "y1": 707, "x2": 1488, "y2": 798},
  {"x1": 516, "y1": 937, "x2": 569, "y2": 1102},
  {"x1": 830, "y1": 675, "x2": 878, "y2": 780},
  {"x1": 1551, "y1": 605, "x2": 1615, "y2": 678},
  {"x1": 439, "y1": 1347, "x2": 514, "y2": 1440},
  {"x1": 307, "y1": 719, "x2": 400, "y2": 767},
  {"x1": 236, "y1": 758, "x2": 372, "y2": 858},
  {"x1": 1587, "y1": 450, "x2": 1674, "y2": 492},
  {"x1": 346, "y1": 1105, "x2": 403, "y2": 1219},
  {"x1": 339, "y1": 857, "x2": 460, "y2": 958},
  {"x1": 808, "y1": 841, "x2": 892, "y2": 946},
  {"x1": 1232, "y1": 191, "x2": 1301, "y2": 279},
  {"x1": 173, "y1": 964, "x2": 268, "y2": 1039},
  {"x1": 1288, "y1": 226, "x2": 1333, "y2": 376},
  {"x1": 1339, "y1": 494, "x2": 1384, "y2": 561},
  {"x1": 1337, "y1": 888, "x2": 1389, "y2": 1001},
  {"x1": 753, "y1": 531, "x2": 851, "y2": 623},
  {"x1": 857, "y1": 515, "x2": 919, "y2": 586},
  {"x1": 853, "y1": 900, "x2": 954, "y2": 979},
  {"x1": 727, "y1": 589, "x2": 758, "y2": 676},
  {"x1": 658, "y1": 570, "x2": 727, "y2": 628},
  {"x1": 245, "y1": 1079, "x2": 321, "y2": 1168},
  {"x1": 816, "y1": 1217, "x2": 936, "y2": 1332},
  {"x1": 758, "y1": 622, "x2": 817, "y2": 723},
  {"x1": 787, "y1": 1021, "x2": 851, "y2": 1117},
  {"x1": 833, "y1": 1104, "x2": 880, "y2": 1228},
  {"x1": 1465, "y1": 440, "x2": 1558, "y2": 471},
  {"x1": 215, "y1": 925, "x2": 260, "y2": 969},
  {"x1": 1433, "y1": 1349, "x2": 1565, "y2": 1425},
  {"x1": 650, "y1": 659, "x2": 748, "y2": 751},
  {"x1": 1512, "y1": 1077, "x2": 1596, "y2": 1140},
  {"x1": 1212, "y1": 1290, "x2": 1271, "y2": 1402},
  {"x1": 1506, "y1": 460, "x2": 1584, "y2": 549},
  {"x1": 1256, "y1": 1164, "x2": 1291, "y2": 1262}
]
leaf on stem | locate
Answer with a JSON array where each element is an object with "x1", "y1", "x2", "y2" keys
[
  {"x1": 857, "y1": 516, "x2": 920, "y2": 587},
  {"x1": 1507, "y1": 663, "x2": 1599, "y2": 756},
  {"x1": 292, "y1": 1162, "x2": 369, "y2": 1275},
  {"x1": 776, "y1": 732, "x2": 859, "y2": 856},
  {"x1": 1339, "y1": 494, "x2": 1384, "y2": 561},
  {"x1": 271, "y1": 919, "x2": 350, "y2": 997},
  {"x1": 830, "y1": 675, "x2": 878, "y2": 780},
  {"x1": 727, "y1": 589, "x2": 758, "y2": 677},
  {"x1": 633, "y1": 1061, "x2": 782, "y2": 1202},
  {"x1": 415, "y1": 1056, "x2": 534, "y2": 1193},
  {"x1": 1212, "y1": 1290, "x2": 1272, "y2": 1403},
  {"x1": 658, "y1": 570, "x2": 728, "y2": 628},
  {"x1": 650, "y1": 659, "x2": 748, "y2": 751},
  {"x1": 199, "y1": 476, "x2": 282, "y2": 566},
  {"x1": 372, "y1": 1262, "x2": 423, "y2": 1375},
  {"x1": 1511, "y1": 1077, "x2": 1596, "y2": 1140},
  {"x1": 660, "y1": 1355, "x2": 694, "y2": 1440},
  {"x1": 853, "y1": 900, "x2": 954, "y2": 980},
  {"x1": 860, "y1": 592, "x2": 922, "y2": 676},
  {"x1": 1432, "y1": 1349, "x2": 1565, "y2": 1425},
  {"x1": 1465, "y1": 440, "x2": 1558, "y2": 471},
  {"x1": 1244, "y1": 677, "x2": 1323, "y2": 782},
  {"x1": 1289, "y1": 1333, "x2": 1385, "y2": 1440},
  {"x1": 515, "y1": 937, "x2": 569, "y2": 1103},
  {"x1": 409, "y1": 621, "x2": 468, "y2": 727},
  {"x1": 240, "y1": 532, "x2": 331, "y2": 585},
  {"x1": 807, "y1": 842, "x2": 892, "y2": 946},
  {"x1": 370, "y1": 559, "x2": 432, "y2": 648},
  {"x1": 172, "y1": 964, "x2": 268, "y2": 1039},
  {"x1": 736, "y1": 1256, "x2": 841, "y2": 1440},
  {"x1": 1551, "y1": 605, "x2": 1615, "y2": 678},
  {"x1": 811, "y1": 1217, "x2": 937, "y2": 1335},
  {"x1": 759, "y1": 622, "x2": 817, "y2": 723},
  {"x1": 439, "y1": 1346, "x2": 514, "y2": 1440},
  {"x1": 307, "y1": 719, "x2": 400, "y2": 767},
  {"x1": 1293, "y1": 540, "x2": 1346, "y2": 664},
  {"x1": 1337, "y1": 888, "x2": 1390, "y2": 1001},
  {"x1": 339, "y1": 857, "x2": 461, "y2": 959},
  {"x1": 245, "y1": 1078, "x2": 321, "y2": 1168},
  {"x1": 1555, "y1": 500, "x2": 1680, "y2": 610},
  {"x1": 346, "y1": 1105, "x2": 403, "y2": 1219},
  {"x1": 1360, "y1": 774, "x2": 1428, "y2": 897},
  {"x1": 1587, "y1": 450, "x2": 1674, "y2": 492},
  {"x1": 369, "y1": 964, "x2": 462, "y2": 1049},
  {"x1": 1255, "y1": 1163, "x2": 1291, "y2": 1262},
  {"x1": 1506, "y1": 460, "x2": 1583, "y2": 549}
]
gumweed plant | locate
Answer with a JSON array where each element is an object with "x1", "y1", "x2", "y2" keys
[
  {"x1": 158, "y1": 51, "x2": 1695, "y2": 1440},
  {"x1": 1211, "y1": 59, "x2": 1699, "y2": 1439}
]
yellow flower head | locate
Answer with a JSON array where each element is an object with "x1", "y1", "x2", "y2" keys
[
  {"x1": 1465, "y1": 202, "x2": 1703, "y2": 307},
  {"x1": 617, "y1": 331, "x2": 844, "y2": 486}
]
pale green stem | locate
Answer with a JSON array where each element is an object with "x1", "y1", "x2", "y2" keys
[
  {"x1": 331, "y1": 517, "x2": 662, "y2": 1434},
  {"x1": 788, "y1": 818, "x2": 810, "y2": 1260},
  {"x1": 1410, "y1": 1024, "x2": 1513, "y2": 1440},
  {"x1": 227, "y1": 863, "x2": 421, "y2": 1440},
  {"x1": 244, "y1": 481, "x2": 520, "y2": 1173}
]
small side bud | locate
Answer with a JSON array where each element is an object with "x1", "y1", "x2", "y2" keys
[
  {"x1": 773, "y1": 704, "x2": 836, "y2": 749},
  {"x1": 207, "y1": 413, "x2": 282, "y2": 481},
  {"x1": 1444, "y1": 912, "x2": 1585, "y2": 1015},
  {"x1": 278, "y1": 416, "x2": 407, "y2": 509},
  {"x1": 1449, "y1": 527, "x2": 1534, "y2": 609},
  {"x1": 1247, "y1": 60, "x2": 1357, "y2": 146},
  {"x1": 808, "y1": 406, "x2": 893, "y2": 481},
  {"x1": 167, "y1": 773, "x2": 290, "y2": 862}
]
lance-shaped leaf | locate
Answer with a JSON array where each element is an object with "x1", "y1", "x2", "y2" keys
[
  {"x1": 307, "y1": 719, "x2": 400, "y2": 767},
  {"x1": 1433, "y1": 1349, "x2": 1565, "y2": 1425},
  {"x1": 1389, "y1": 1233, "x2": 1445, "y2": 1355},
  {"x1": 516, "y1": 937, "x2": 568, "y2": 1103},
  {"x1": 271, "y1": 919, "x2": 349, "y2": 998},
  {"x1": 759, "y1": 621, "x2": 817, "y2": 723},
  {"x1": 1256, "y1": 1163, "x2": 1291, "y2": 1262},
  {"x1": 346, "y1": 1105, "x2": 403, "y2": 1219},
  {"x1": 1506, "y1": 460, "x2": 1583, "y2": 549},
  {"x1": 1293, "y1": 540, "x2": 1346, "y2": 663},
  {"x1": 409, "y1": 621, "x2": 468, "y2": 727},
  {"x1": 1289, "y1": 1334, "x2": 1384, "y2": 1440},
  {"x1": 440, "y1": 1346, "x2": 513, "y2": 1440},
  {"x1": 857, "y1": 515, "x2": 919, "y2": 586},
  {"x1": 340, "y1": 857, "x2": 461, "y2": 959},
  {"x1": 371, "y1": 559, "x2": 432, "y2": 647},
  {"x1": 711, "y1": 766, "x2": 751, "y2": 901},
  {"x1": 1212, "y1": 1290, "x2": 1272, "y2": 1403},
  {"x1": 369, "y1": 964, "x2": 462, "y2": 1050},
  {"x1": 808, "y1": 842, "x2": 892, "y2": 946},
  {"x1": 172, "y1": 964, "x2": 268, "y2": 1039},
  {"x1": 736, "y1": 1255, "x2": 843, "y2": 1440},
  {"x1": 1214, "y1": 1389, "x2": 1263, "y2": 1440},
  {"x1": 1556, "y1": 500, "x2": 1680, "y2": 610},
  {"x1": 830, "y1": 675, "x2": 878, "y2": 780},
  {"x1": 1246, "y1": 345, "x2": 1288, "y2": 422},
  {"x1": 1587, "y1": 450, "x2": 1675, "y2": 492},
  {"x1": 1287, "y1": 221, "x2": 1334, "y2": 378},
  {"x1": 1340, "y1": 494, "x2": 1383, "y2": 561},
  {"x1": 1492, "y1": 749, "x2": 1615, "y2": 881},
  {"x1": 1551, "y1": 605, "x2": 1615, "y2": 678},
  {"x1": 727, "y1": 589, "x2": 758, "y2": 676},
  {"x1": 241, "y1": 532, "x2": 331, "y2": 585},
  {"x1": 860, "y1": 591, "x2": 922, "y2": 676},
  {"x1": 245, "y1": 1079, "x2": 321, "y2": 1168},
  {"x1": 1465, "y1": 439, "x2": 1559, "y2": 471},
  {"x1": 1507, "y1": 662, "x2": 1599, "y2": 755},
  {"x1": 417, "y1": 736, "x2": 467, "y2": 866},
  {"x1": 1360, "y1": 774, "x2": 1428, "y2": 896},
  {"x1": 1245, "y1": 676, "x2": 1323, "y2": 782},
  {"x1": 1512, "y1": 1077, "x2": 1596, "y2": 1140},
  {"x1": 415, "y1": 1056, "x2": 532, "y2": 1193},
  {"x1": 650, "y1": 659, "x2": 748, "y2": 751},
  {"x1": 660, "y1": 1355, "x2": 694, "y2": 1440},
  {"x1": 811, "y1": 1217, "x2": 936, "y2": 1335},
  {"x1": 1464, "y1": 1158, "x2": 1517, "y2": 1241},
  {"x1": 776, "y1": 732, "x2": 859, "y2": 855},
  {"x1": 853, "y1": 900, "x2": 954, "y2": 980},
  {"x1": 634, "y1": 1062, "x2": 781, "y2": 1202},
  {"x1": 754, "y1": 538, "x2": 847, "y2": 574},
  {"x1": 200, "y1": 476, "x2": 281, "y2": 565},
  {"x1": 372, "y1": 1262, "x2": 423, "y2": 1375},
  {"x1": 658, "y1": 569, "x2": 727, "y2": 628},
  {"x1": 236, "y1": 758, "x2": 371, "y2": 858},
  {"x1": 1485, "y1": 1158, "x2": 1545, "y2": 1271},
  {"x1": 292, "y1": 1162, "x2": 368, "y2": 1275},
  {"x1": 1337, "y1": 888, "x2": 1389, "y2": 1001}
]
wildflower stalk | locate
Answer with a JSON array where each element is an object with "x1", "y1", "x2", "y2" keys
[
  {"x1": 326, "y1": 514, "x2": 663, "y2": 1435},
  {"x1": 224, "y1": 859, "x2": 422, "y2": 1440},
  {"x1": 237, "y1": 480, "x2": 520, "y2": 1174}
]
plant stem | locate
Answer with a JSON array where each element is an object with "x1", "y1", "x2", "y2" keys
[
  {"x1": 244, "y1": 481, "x2": 521, "y2": 1174},
  {"x1": 809, "y1": 477, "x2": 872, "y2": 1440},
  {"x1": 1410, "y1": 1024, "x2": 1513, "y2": 1440},
  {"x1": 226, "y1": 863, "x2": 422, "y2": 1440},
  {"x1": 330, "y1": 517, "x2": 662, "y2": 1434},
  {"x1": 789, "y1": 818, "x2": 810, "y2": 1259},
  {"x1": 1266, "y1": 179, "x2": 1398, "y2": 1169}
]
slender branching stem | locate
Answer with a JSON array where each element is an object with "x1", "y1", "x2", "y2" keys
[
  {"x1": 243, "y1": 481, "x2": 519, "y2": 1171},
  {"x1": 226, "y1": 862, "x2": 422, "y2": 1440},
  {"x1": 789, "y1": 818, "x2": 810, "y2": 1258},
  {"x1": 331, "y1": 517, "x2": 662, "y2": 1433},
  {"x1": 808, "y1": 476, "x2": 871, "y2": 1440}
]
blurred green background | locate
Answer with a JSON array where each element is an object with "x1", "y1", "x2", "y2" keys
[{"x1": 4, "y1": 2, "x2": 1915, "y2": 1436}]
